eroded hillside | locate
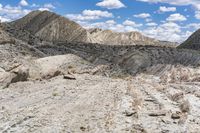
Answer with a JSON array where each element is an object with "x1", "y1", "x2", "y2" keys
[
  {"x1": 179, "y1": 29, "x2": 200, "y2": 50},
  {"x1": 0, "y1": 10, "x2": 200, "y2": 133},
  {"x1": 2, "y1": 10, "x2": 176, "y2": 47}
]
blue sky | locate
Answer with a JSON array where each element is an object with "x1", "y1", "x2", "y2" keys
[{"x1": 0, "y1": 0, "x2": 200, "y2": 42}]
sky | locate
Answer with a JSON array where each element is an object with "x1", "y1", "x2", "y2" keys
[{"x1": 0, "y1": 0, "x2": 200, "y2": 43}]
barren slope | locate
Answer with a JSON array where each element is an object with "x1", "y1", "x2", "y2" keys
[
  {"x1": 179, "y1": 29, "x2": 200, "y2": 50},
  {"x1": 7, "y1": 11, "x2": 94, "y2": 43},
  {"x1": 89, "y1": 28, "x2": 177, "y2": 46},
  {"x1": 1, "y1": 53, "x2": 200, "y2": 132},
  {"x1": 3, "y1": 11, "x2": 176, "y2": 47}
]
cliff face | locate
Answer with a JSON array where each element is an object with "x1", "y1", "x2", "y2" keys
[{"x1": 179, "y1": 29, "x2": 200, "y2": 50}]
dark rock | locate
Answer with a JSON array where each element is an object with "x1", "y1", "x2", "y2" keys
[
  {"x1": 63, "y1": 74, "x2": 76, "y2": 80},
  {"x1": 180, "y1": 100, "x2": 190, "y2": 113},
  {"x1": 171, "y1": 113, "x2": 181, "y2": 119},
  {"x1": 149, "y1": 110, "x2": 167, "y2": 117}
]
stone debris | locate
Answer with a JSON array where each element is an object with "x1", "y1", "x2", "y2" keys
[
  {"x1": 171, "y1": 112, "x2": 181, "y2": 119},
  {"x1": 63, "y1": 74, "x2": 76, "y2": 80},
  {"x1": 180, "y1": 100, "x2": 190, "y2": 113},
  {"x1": 149, "y1": 110, "x2": 167, "y2": 117}
]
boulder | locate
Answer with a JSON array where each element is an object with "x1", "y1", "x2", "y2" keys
[
  {"x1": 11, "y1": 66, "x2": 29, "y2": 83},
  {"x1": 63, "y1": 74, "x2": 76, "y2": 80},
  {"x1": 180, "y1": 100, "x2": 190, "y2": 113},
  {"x1": 0, "y1": 72, "x2": 16, "y2": 89}
]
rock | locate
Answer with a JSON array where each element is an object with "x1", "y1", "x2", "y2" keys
[
  {"x1": 171, "y1": 113, "x2": 181, "y2": 119},
  {"x1": 0, "y1": 66, "x2": 30, "y2": 89},
  {"x1": 63, "y1": 74, "x2": 76, "y2": 80},
  {"x1": 0, "y1": 72, "x2": 16, "y2": 89},
  {"x1": 80, "y1": 126, "x2": 86, "y2": 131},
  {"x1": 11, "y1": 66, "x2": 29, "y2": 83},
  {"x1": 195, "y1": 92, "x2": 200, "y2": 98},
  {"x1": 0, "y1": 68, "x2": 5, "y2": 72},
  {"x1": 124, "y1": 110, "x2": 137, "y2": 117},
  {"x1": 149, "y1": 110, "x2": 167, "y2": 117},
  {"x1": 7, "y1": 63, "x2": 22, "y2": 72},
  {"x1": 41, "y1": 69, "x2": 61, "y2": 79},
  {"x1": 180, "y1": 100, "x2": 190, "y2": 113},
  {"x1": 131, "y1": 124, "x2": 147, "y2": 133}
]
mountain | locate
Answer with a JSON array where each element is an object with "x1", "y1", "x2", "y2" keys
[
  {"x1": 3, "y1": 10, "x2": 176, "y2": 46},
  {"x1": 88, "y1": 28, "x2": 159, "y2": 45},
  {"x1": 89, "y1": 28, "x2": 178, "y2": 46},
  {"x1": 7, "y1": 10, "x2": 95, "y2": 43},
  {"x1": 178, "y1": 29, "x2": 200, "y2": 50}
]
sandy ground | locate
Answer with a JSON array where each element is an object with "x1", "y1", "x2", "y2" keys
[{"x1": 0, "y1": 73, "x2": 200, "y2": 133}]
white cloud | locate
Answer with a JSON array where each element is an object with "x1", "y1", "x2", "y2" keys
[
  {"x1": 159, "y1": 6, "x2": 176, "y2": 12},
  {"x1": 145, "y1": 18, "x2": 152, "y2": 22},
  {"x1": 82, "y1": 10, "x2": 113, "y2": 18},
  {"x1": 66, "y1": 14, "x2": 100, "y2": 21},
  {"x1": 79, "y1": 20, "x2": 140, "y2": 33},
  {"x1": 19, "y1": 0, "x2": 28, "y2": 6},
  {"x1": 143, "y1": 22, "x2": 183, "y2": 42},
  {"x1": 166, "y1": 13, "x2": 187, "y2": 22},
  {"x1": 66, "y1": 10, "x2": 113, "y2": 21},
  {"x1": 123, "y1": 20, "x2": 143, "y2": 27},
  {"x1": 0, "y1": 4, "x2": 31, "y2": 21},
  {"x1": 195, "y1": 11, "x2": 200, "y2": 19},
  {"x1": 0, "y1": 2, "x2": 57, "y2": 22},
  {"x1": 96, "y1": 0, "x2": 125, "y2": 9},
  {"x1": 137, "y1": 0, "x2": 200, "y2": 10},
  {"x1": 106, "y1": 20, "x2": 116, "y2": 25},
  {"x1": 31, "y1": 3, "x2": 39, "y2": 8},
  {"x1": 146, "y1": 22, "x2": 158, "y2": 26},
  {"x1": 134, "y1": 13, "x2": 151, "y2": 18},
  {"x1": 38, "y1": 3, "x2": 56, "y2": 11},
  {"x1": 38, "y1": 8, "x2": 50, "y2": 11},
  {"x1": 44, "y1": 3, "x2": 55, "y2": 9},
  {"x1": 185, "y1": 23, "x2": 200, "y2": 30},
  {"x1": 0, "y1": 16, "x2": 11, "y2": 22}
]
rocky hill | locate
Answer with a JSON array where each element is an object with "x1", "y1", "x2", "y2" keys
[
  {"x1": 178, "y1": 29, "x2": 200, "y2": 50},
  {"x1": 2, "y1": 10, "x2": 176, "y2": 46},
  {"x1": 88, "y1": 28, "x2": 158, "y2": 45},
  {"x1": 6, "y1": 11, "x2": 95, "y2": 43},
  {"x1": 89, "y1": 28, "x2": 177, "y2": 46}
]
